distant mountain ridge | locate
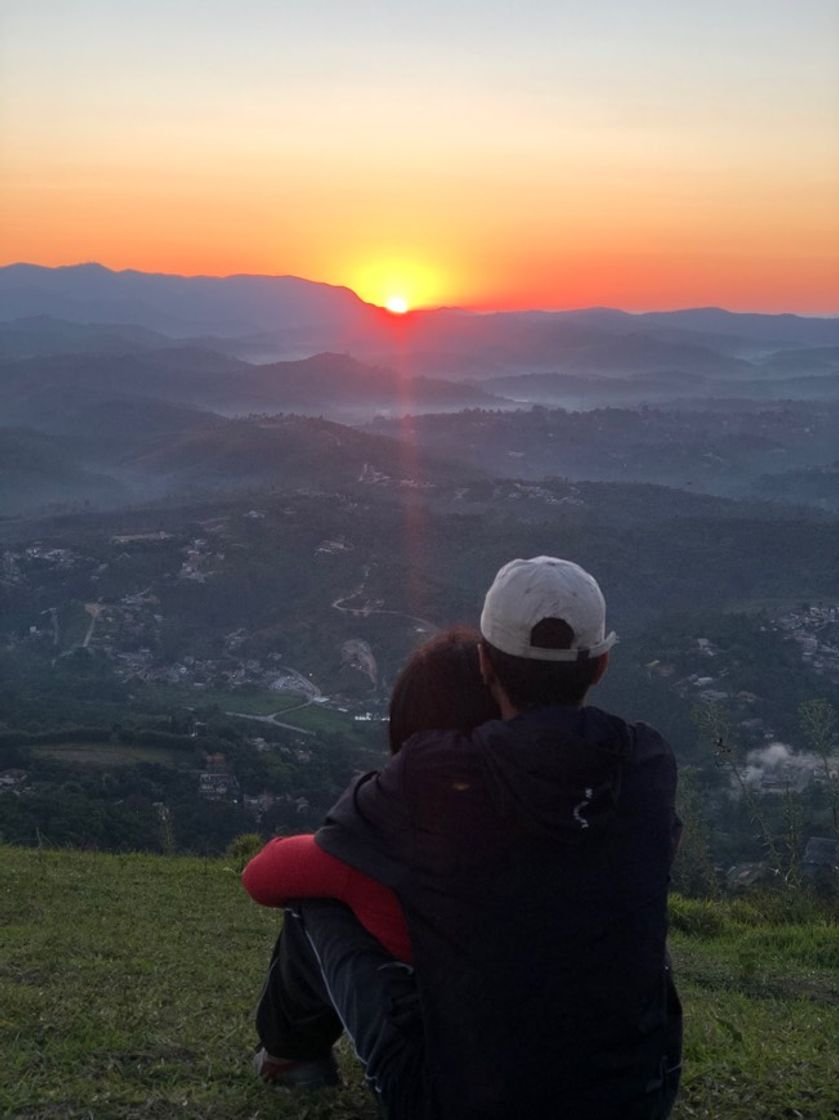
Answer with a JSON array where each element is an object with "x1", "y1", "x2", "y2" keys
[
  {"x1": 1, "y1": 266, "x2": 837, "y2": 369},
  {"x1": 0, "y1": 315, "x2": 174, "y2": 359},
  {"x1": 0, "y1": 263, "x2": 368, "y2": 338},
  {"x1": 0, "y1": 408, "x2": 480, "y2": 516},
  {"x1": 0, "y1": 347, "x2": 504, "y2": 426}
]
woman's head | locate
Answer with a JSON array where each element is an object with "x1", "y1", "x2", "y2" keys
[{"x1": 388, "y1": 626, "x2": 500, "y2": 753}]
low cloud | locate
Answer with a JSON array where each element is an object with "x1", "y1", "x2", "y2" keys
[{"x1": 739, "y1": 740, "x2": 836, "y2": 789}]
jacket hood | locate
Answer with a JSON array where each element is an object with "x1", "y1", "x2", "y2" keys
[{"x1": 471, "y1": 705, "x2": 633, "y2": 841}]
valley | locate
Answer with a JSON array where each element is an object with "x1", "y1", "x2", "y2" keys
[{"x1": 1, "y1": 266, "x2": 837, "y2": 876}]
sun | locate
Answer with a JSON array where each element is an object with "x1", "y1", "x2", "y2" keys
[{"x1": 346, "y1": 256, "x2": 442, "y2": 310}]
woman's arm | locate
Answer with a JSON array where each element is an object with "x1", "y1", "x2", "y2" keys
[
  {"x1": 242, "y1": 834, "x2": 353, "y2": 906},
  {"x1": 242, "y1": 834, "x2": 413, "y2": 961}
]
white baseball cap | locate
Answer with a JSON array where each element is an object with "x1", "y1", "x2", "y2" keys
[{"x1": 480, "y1": 556, "x2": 617, "y2": 661}]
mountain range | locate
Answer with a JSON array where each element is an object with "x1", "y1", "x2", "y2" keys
[
  {"x1": 2, "y1": 264, "x2": 837, "y2": 371},
  {"x1": 1, "y1": 263, "x2": 838, "y2": 518}
]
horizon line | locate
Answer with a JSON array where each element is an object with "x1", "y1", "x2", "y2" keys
[{"x1": 2, "y1": 260, "x2": 837, "y2": 320}]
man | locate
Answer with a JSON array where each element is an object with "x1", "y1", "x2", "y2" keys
[{"x1": 253, "y1": 556, "x2": 682, "y2": 1119}]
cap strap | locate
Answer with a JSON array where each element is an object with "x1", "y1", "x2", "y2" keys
[{"x1": 522, "y1": 631, "x2": 618, "y2": 662}]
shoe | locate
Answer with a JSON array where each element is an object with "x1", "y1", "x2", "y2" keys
[{"x1": 253, "y1": 1046, "x2": 340, "y2": 1089}]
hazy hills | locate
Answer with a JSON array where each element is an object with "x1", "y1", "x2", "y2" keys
[
  {"x1": 370, "y1": 402, "x2": 839, "y2": 501},
  {"x1": 0, "y1": 316, "x2": 175, "y2": 360},
  {"x1": 0, "y1": 408, "x2": 479, "y2": 516},
  {"x1": 0, "y1": 262, "x2": 367, "y2": 339},
  {"x1": 129, "y1": 414, "x2": 475, "y2": 493},
  {"x1": 0, "y1": 347, "x2": 505, "y2": 430},
  {"x1": 2, "y1": 265, "x2": 837, "y2": 372},
  {"x1": 0, "y1": 428, "x2": 128, "y2": 515},
  {"x1": 0, "y1": 265, "x2": 837, "y2": 518},
  {"x1": 754, "y1": 462, "x2": 839, "y2": 512}
]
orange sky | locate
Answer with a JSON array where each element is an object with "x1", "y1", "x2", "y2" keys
[{"x1": 2, "y1": 1, "x2": 838, "y2": 312}]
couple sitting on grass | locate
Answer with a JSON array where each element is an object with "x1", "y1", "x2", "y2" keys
[{"x1": 242, "y1": 556, "x2": 682, "y2": 1120}]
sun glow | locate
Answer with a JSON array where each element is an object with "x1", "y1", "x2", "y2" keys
[{"x1": 347, "y1": 257, "x2": 443, "y2": 310}]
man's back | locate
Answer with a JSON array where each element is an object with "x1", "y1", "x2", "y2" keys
[{"x1": 318, "y1": 704, "x2": 682, "y2": 1119}]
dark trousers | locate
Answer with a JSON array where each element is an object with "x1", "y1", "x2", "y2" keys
[{"x1": 256, "y1": 900, "x2": 429, "y2": 1120}]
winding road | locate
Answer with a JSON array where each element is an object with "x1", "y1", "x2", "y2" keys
[
  {"x1": 331, "y1": 579, "x2": 437, "y2": 634},
  {"x1": 226, "y1": 670, "x2": 321, "y2": 736},
  {"x1": 226, "y1": 704, "x2": 317, "y2": 737},
  {"x1": 229, "y1": 574, "x2": 438, "y2": 737}
]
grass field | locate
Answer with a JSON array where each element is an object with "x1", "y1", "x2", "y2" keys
[
  {"x1": 271, "y1": 703, "x2": 385, "y2": 740},
  {"x1": 138, "y1": 684, "x2": 310, "y2": 717},
  {"x1": 1, "y1": 846, "x2": 837, "y2": 1119},
  {"x1": 668, "y1": 896, "x2": 839, "y2": 1119},
  {"x1": 31, "y1": 743, "x2": 182, "y2": 768},
  {"x1": 134, "y1": 683, "x2": 383, "y2": 745}
]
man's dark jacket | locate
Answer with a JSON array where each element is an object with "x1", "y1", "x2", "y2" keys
[{"x1": 317, "y1": 705, "x2": 682, "y2": 1120}]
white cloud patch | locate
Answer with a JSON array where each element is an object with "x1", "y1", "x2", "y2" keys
[{"x1": 739, "y1": 740, "x2": 837, "y2": 789}]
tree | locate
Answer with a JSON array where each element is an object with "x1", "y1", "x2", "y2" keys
[
  {"x1": 671, "y1": 768, "x2": 719, "y2": 897},
  {"x1": 799, "y1": 699, "x2": 839, "y2": 834}
]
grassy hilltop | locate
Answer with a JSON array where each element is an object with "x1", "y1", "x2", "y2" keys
[{"x1": 1, "y1": 845, "x2": 837, "y2": 1120}]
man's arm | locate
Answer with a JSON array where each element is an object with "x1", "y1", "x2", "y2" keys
[{"x1": 315, "y1": 748, "x2": 414, "y2": 889}]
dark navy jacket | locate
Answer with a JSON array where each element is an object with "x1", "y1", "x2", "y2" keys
[{"x1": 317, "y1": 705, "x2": 682, "y2": 1119}]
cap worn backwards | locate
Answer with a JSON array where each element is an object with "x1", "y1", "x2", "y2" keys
[{"x1": 480, "y1": 556, "x2": 618, "y2": 662}]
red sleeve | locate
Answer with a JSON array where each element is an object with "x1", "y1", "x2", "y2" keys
[
  {"x1": 242, "y1": 834, "x2": 353, "y2": 907},
  {"x1": 242, "y1": 833, "x2": 413, "y2": 963}
]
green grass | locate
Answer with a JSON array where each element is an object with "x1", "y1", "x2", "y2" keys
[
  {"x1": 31, "y1": 743, "x2": 182, "y2": 768},
  {"x1": 0, "y1": 846, "x2": 375, "y2": 1119},
  {"x1": 668, "y1": 895, "x2": 839, "y2": 1119},
  {"x1": 137, "y1": 684, "x2": 308, "y2": 717},
  {"x1": 1, "y1": 846, "x2": 837, "y2": 1119},
  {"x1": 272, "y1": 703, "x2": 382, "y2": 739}
]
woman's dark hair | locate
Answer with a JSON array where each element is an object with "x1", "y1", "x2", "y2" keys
[
  {"x1": 388, "y1": 626, "x2": 500, "y2": 753},
  {"x1": 481, "y1": 617, "x2": 603, "y2": 711}
]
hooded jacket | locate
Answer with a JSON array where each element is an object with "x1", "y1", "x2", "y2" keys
[{"x1": 316, "y1": 705, "x2": 682, "y2": 1120}]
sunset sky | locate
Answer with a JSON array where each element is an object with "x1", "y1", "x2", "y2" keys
[{"x1": 2, "y1": 0, "x2": 838, "y2": 312}]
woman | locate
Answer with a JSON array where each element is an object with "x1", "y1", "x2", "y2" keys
[{"x1": 242, "y1": 626, "x2": 500, "y2": 962}]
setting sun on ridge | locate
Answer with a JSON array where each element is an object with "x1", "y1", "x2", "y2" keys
[{"x1": 348, "y1": 257, "x2": 443, "y2": 311}]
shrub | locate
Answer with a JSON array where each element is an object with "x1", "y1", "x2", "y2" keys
[
  {"x1": 224, "y1": 832, "x2": 264, "y2": 871},
  {"x1": 728, "y1": 888, "x2": 834, "y2": 928},
  {"x1": 669, "y1": 894, "x2": 727, "y2": 937}
]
